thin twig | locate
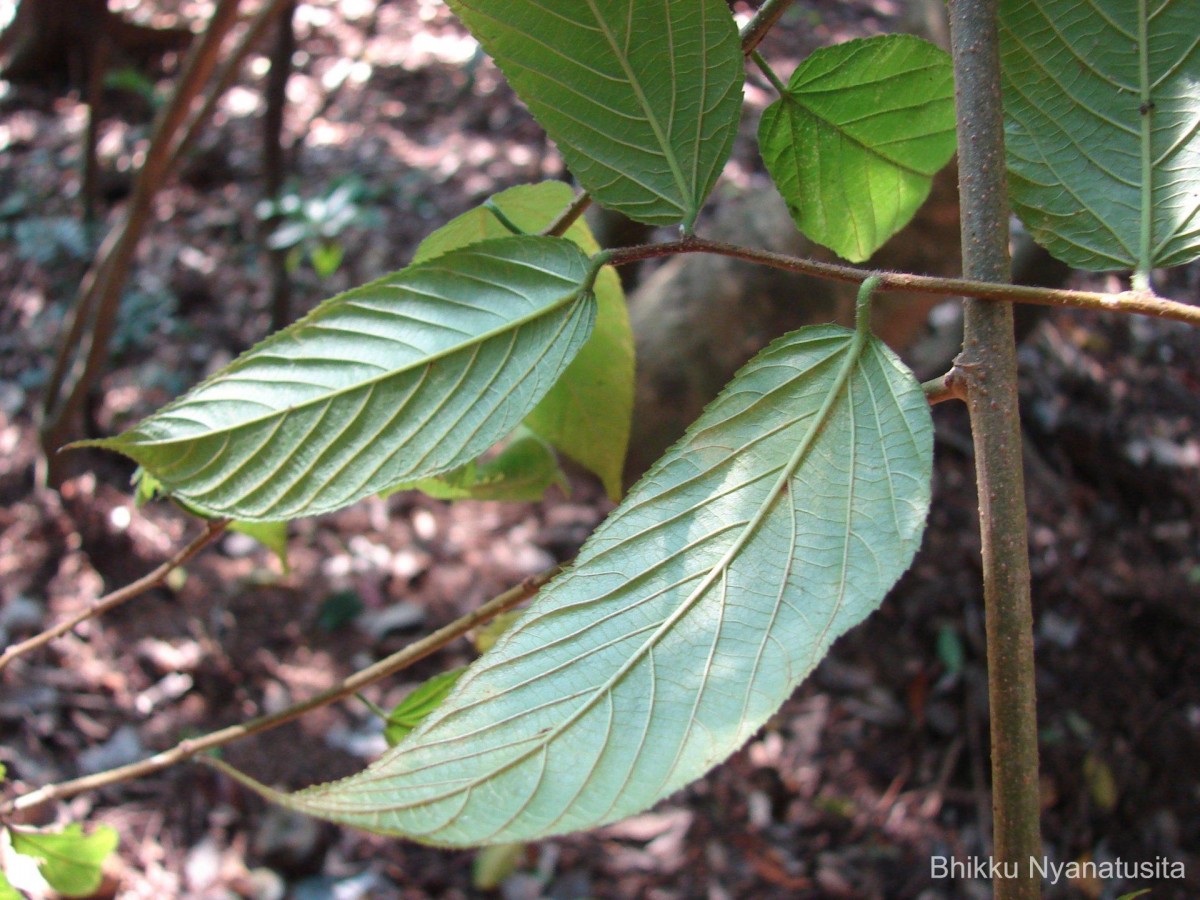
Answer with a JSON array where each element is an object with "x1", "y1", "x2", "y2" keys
[
  {"x1": 739, "y1": 0, "x2": 796, "y2": 55},
  {"x1": 40, "y1": 0, "x2": 243, "y2": 472},
  {"x1": 0, "y1": 519, "x2": 229, "y2": 673},
  {"x1": 1, "y1": 567, "x2": 558, "y2": 815},
  {"x1": 923, "y1": 369, "x2": 968, "y2": 405},
  {"x1": 542, "y1": 190, "x2": 593, "y2": 238},
  {"x1": 169, "y1": 0, "x2": 296, "y2": 173},
  {"x1": 605, "y1": 238, "x2": 1200, "y2": 327}
]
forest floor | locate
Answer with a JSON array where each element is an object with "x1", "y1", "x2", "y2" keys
[{"x1": 1, "y1": 1, "x2": 1198, "y2": 898}]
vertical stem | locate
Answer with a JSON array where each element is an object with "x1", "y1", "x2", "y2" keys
[
  {"x1": 947, "y1": 2, "x2": 1041, "y2": 897},
  {"x1": 39, "y1": 0, "x2": 242, "y2": 474},
  {"x1": 263, "y1": 0, "x2": 297, "y2": 332}
]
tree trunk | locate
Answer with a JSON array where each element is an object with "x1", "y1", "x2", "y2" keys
[{"x1": 0, "y1": 0, "x2": 190, "y2": 83}]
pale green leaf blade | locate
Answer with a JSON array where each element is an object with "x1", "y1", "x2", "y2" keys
[
  {"x1": 84, "y1": 237, "x2": 597, "y2": 521},
  {"x1": 1000, "y1": 0, "x2": 1200, "y2": 273},
  {"x1": 759, "y1": 35, "x2": 956, "y2": 263},
  {"x1": 385, "y1": 668, "x2": 468, "y2": 746},
  {"x1": 392, "y1": 429, "x2": 567, "y2": 503},
  {"x1": 229, "y1": 521, "x2": 290, "y2": 570},
  {"x1": 0, "y1": 869, "x2": 19, "y2": 900},
  {"x1": 446, "y1": 0, "x2": 744, "y2": 227},
  {"x1": 9, "y1": 824, "x2": 119, "y2": 897},
  {"x1": 414, "y1": 182, "x2": 633, "y2": 500},
  {"x1": 280, "y1": 324, "x2": 933, "y2": 844}
]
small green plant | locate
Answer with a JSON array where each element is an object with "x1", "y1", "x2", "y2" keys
[
  {"x1": 256, "y1": 174, "x2": 383, "y2": 279},
  {"x1": 4, "y1": 1, "x2": 1198, "y2": 897}
]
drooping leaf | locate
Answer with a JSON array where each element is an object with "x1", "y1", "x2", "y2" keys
[
  {"x1": 229, "y1": 521, "x2": 290, "y2": 571},
  {"x1": 384, "y1": 667, "x2": 468, "y2": 747},
  {"x1": 136, "y1": 467, "x2": 290, "y2": 569},
  {"x1": 9, "y1": 824, "x2": 118, "y2": 897},
  {"x1": 84, "y1": 237, "x2": 599, "y2": 521},
  {"x1": 267, "y1": 323, "x2": 933, "y2": 845},
  {"x1": 759, "y1": 34, "x2": 956, "y2": 263},
  {"x1": 391, "y1": 429, "x2": 567, "y2": 503},
  {"x1": 414, "y1": 182, "x2": 633, "y2": 499},
  {"x1": 446, "y1": 0, "x2": 744, "y2": 228},
  {"x1": 1000, "y1": 0, "x2": 1200, "y2": 274}
]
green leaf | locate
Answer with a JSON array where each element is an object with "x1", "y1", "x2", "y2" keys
[
  {"x1": 273, "y1": 323, "x2": 933, "y2": 844},
  {"x1": 446, "y1": 0, "x2": 744, "y2": 228},
  {"x1": 84, "y1": 237, "x2": 599, "y2": 521},
  {"x1": 229, "y1": 520, "x2": 290, "y2": 571},
  {"x1": 1000, "y1": 0, "x2": 1200, "y2": 274},
  {"x1": 135, "y1": 469, "x2": 290, "y2": 569},
  {"x1": 0, "y1": 869, "x2": 19, "y2": 900},
  {"x1": 394, "y1": 429, "x2": 567, "y2": 503},
  {"x1": 9, "y1": 824, "x2": 118, "y2": 897},
  {"x1": 384, "y1": 667, "x2": 467, "y2": 747},
  {"x1": 473, "y1": 609, "x2": 525, "y2": 655},
  {"x1": 414, "y1": 182, "x2": 633, "y2": 499},
  {"x1": 473, "y1": 843, "x2": 525, "y2": 891},
  {"x1": 759, "y1": 35, "x2": 956, "y2": 263}
]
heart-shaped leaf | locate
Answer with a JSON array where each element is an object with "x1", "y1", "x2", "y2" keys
[
  {"x1": 759, "y1": 34, "x2": 956, "y2": 262},
  {"x1": 1000, "y1": 0, "x2": 1200, "y2": 274},
  {"x1": 446, "y1": 0, "x2": 744, "y2": 227},
  {"x1": 255, "y1": 322, "x2": 932, "y2": 844},
  {"x1": 84, "y1": 237, "x2": 598, "y2": 521}
]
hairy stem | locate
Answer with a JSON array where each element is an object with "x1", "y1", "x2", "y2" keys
[
  {"x1": 751, "y1": 50, "x2": 789, "y2": 95},
  {"x1": 948, "y1": 1, "x2": 1041, "y2": 896},
  {"x1": 0, "y1": 519, "x2": 229, "y2": 673},
  {"x1": 604, "y1": 238, "x2": 1200, "y2": 327},
  {"x1": 1, "y1": 567, "x2": 558, "y2": 815},
  {"x1": 542, "y1": 190, "x2": 592, "y2": 237},
  {"x1": 739, "y1": 0, "x2": 796, "y2": 54}
]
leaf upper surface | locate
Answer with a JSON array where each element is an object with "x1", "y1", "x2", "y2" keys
[
  {"x1": 86, "y1": 237, "x2": 597, "y2": 521},
  {"x1": 281, "y1": 324, "x2": 933, "y2": 845},
  {"x1": 1000, "y1": 0, "x2": 1200, "y2": 271},
  {"x1": 446, "y1": 0, "x2": 744, "y2": 227},
  {"x1": 759, "y1": 35, "x2": 956, "y2": 263}
]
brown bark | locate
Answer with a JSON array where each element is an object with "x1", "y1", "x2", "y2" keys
[{"x1": 0, "y1": 0, "x2": 190, "y2": 83}]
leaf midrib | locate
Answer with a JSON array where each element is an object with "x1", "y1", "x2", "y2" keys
[
  {"x1": 118, "y1": 277, "x2": 591, "y2": 450},
  {"x1": 383, "y1": 330, "x2": 872, "y2": 823},
  {"x1": 582, "y1": 0, "x2": 692, "y2": 219}
]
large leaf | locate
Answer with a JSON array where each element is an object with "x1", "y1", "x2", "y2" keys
[
  {"x1": 1000, "y1": 0, "x2": 1200, "y2": 273},
  {"x1": 446, "y1": 0, "x2": 744, "y2": 228},
  {"x1": 85, "y1": 237, "x2": 598, "y2": 521},
  {"x1": 265, "y1": 323, "x2": 933, "y2": 844},
  {"x1": 9, "y1": 824, "x2": 118, "y2": 897},
  {"x1": 759, "y1": 35, "x2": 956, "y2": 263},
  {"x1": 414, "y1": 182, "x2": 633, "y2": 500}
]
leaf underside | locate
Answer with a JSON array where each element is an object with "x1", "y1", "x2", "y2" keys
[
  {"x1": 1000, "y1": 0, "x2": 1200, "y2": 271},
  {"x1": 413, "y1": 181, "x2": 633, "y2": 500},
  {"x1": 759, "y1": 34, "x2": 956, "y2": 263},
  {"x1": 281, "y1": 324, "x2": 933, "y2": 845},
  {"x1": 9, "y1": 824, "x2": 119, "y2": 897},
  {"x1": 446, "y1": 0, "x2": 744, "y2": 227},
  {"x1": 85, "y1": 237, "x2": 596, "y2": 521}
]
